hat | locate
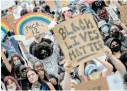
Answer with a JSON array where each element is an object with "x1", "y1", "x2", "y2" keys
[
  {"x1": 84, "y1": 64, "x2": 97, "y2": 76},
  {"x1": 61, "y1": 7, "x2": 71, "y2": 13},
  {"x1": 98, "y1": 20, "x2": 107, "y2": 28}
]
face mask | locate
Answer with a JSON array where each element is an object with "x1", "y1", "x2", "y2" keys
[
  {"x1": 111, "y1": 45, "x2": 121, "y2": 52},
  {"x1": 111, "y1": 31, "x2": 120, "y2": 38},
  {"x1": 89, "y1": 72, "x2": 100, "y2": 80},
  {"x1": 7, "y1": 85, "x2": 16, "y2": 91},
  {"x1": 101, "y1": 26, "x2": 109, "y2": 33},
  {"x1": 14, "y1": 60, "x2": 21, "y2": 65}
]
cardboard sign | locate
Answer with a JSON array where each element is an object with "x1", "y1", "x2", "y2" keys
[
  {"x1": 120, "y1": 5, "x2": 127, "y2": 25},
  {"x1": 60, "y1": 1, "x2": 70, "y2": 8},
  {"x1": 23, "y1": 21, "x2": 48, "y2": 38},
  {"x1": 53, "y1": 14, "x2": 104, "y2": 65},
  {"x1": 14, "y1": 12, "x2": 53, "y2": 38},
  {"x1": 106, "y1": 7, "x2": 119, "y2": 21},
  {"x1": 2, "y1": 14, "x2": 15, "y2": 30},
  {"x1": 75, "y1": 78, "x2": 109, "y2": 90},
  {"x1": 45, "y1": 1, "x2": 56, "y2": 11}
]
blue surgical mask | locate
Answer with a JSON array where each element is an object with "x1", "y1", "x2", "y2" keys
[
  {"x1": 101, "y1": 26, "x2": 109, "y2": 33},
  {"x1": 14, "y1": 60, "x2": 21, "y2": 65}
]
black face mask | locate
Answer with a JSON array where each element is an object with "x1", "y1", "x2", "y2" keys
[
  {"x1": 111, "y1": 31, "x2": 120, "y2": 38},
  {"x1": 111, "y1": 45, "x2": 121, "y2": 52}
]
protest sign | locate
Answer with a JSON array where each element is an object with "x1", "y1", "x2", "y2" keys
[
  {"x1": 120, "y1": 5, "x2": 127, "y2": 26},
  {"x1": 2, "y1": 14, "x2": 15, "y2": 30},
  {"x1": 45, "y1": 1, "x2": 56, "y2": 11},
  {"x1": 75, "y1": 78, "x2": 109, "y2": 90},
  {"x1": 53, "y1": 14, "x2": 104, "y2": 65},
  {"x1": 14, "y1": 12, "x2": 53, "y2": 39},
  {"x1": 106, "y1": 7, "x2": 119, "y2": 21},
  {"x1": 60, "y1": 1, "x2": 70, "y2": 8}
]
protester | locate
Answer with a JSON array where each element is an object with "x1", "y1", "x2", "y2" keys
[
  {"x1": 33, "y1": 58, "x2": 63, "y2": 90},
  {"x1": 19, "y1": 38, "x2": 62, "y2": 79},
  {"x1": 26, "y1": 69, "x2": 55, "y2": 90},
  {"x1": 18, "y1": 65, "x2": 30, "y2": 90},
  {"x1": 109, "y1": 23, "x2": 127, "y2": 52},
  {"x1": 4, "y1": 76, "x2": 22, "y2": 91},
  {"x1": 1, "y1": 0, "x2": 127, "y2": 90},
  {"x1": 120, "y1": 51, "x2": 127, "y2": 70}
]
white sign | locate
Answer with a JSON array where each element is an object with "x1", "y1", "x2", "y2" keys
[
  {"x1": 106, "y1": 73, "x2": 125, "y2": 90},
  {"x1": 106, "y1": 7, "x2": 119, "y2": 21}
]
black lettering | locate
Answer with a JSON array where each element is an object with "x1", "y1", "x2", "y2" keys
[
  {"x1": 75, "y1": 48, "x2": 82, "y2": 56},
  {"x1": 98, "y1": 40, "x2": 103, "y2": 49},
  {"x1": 36, "y1": 22, "x2": 40, "y2": 26},
  {"x1": 71, "y1": 23, "x2": 80, "y2": 32},
  {"x1": 79, "y1": 19, "x2": 85, "y2": 30},
  {"x1": 26, "y1": 26, "x2": 30, "y2": 33},
  {"x1": 93, "y1": 41, "x2": 100, "y2": 51},
  {"x1": 69, "y1": 50, "x2": 77, "y2": 60},
  {"x1": 70, "y1": 35, "x2": 80, "y2": 47},
  {"x1": 59, "y1": 28, "x2": 66, "y2": 40},
  {"x1": 64, "y1": 26, "x2": 74, "y2": 35},
  {"x1": 88, "y1": 31, "x2": 94, "y2": 41},
  {"x1": 32, "y1": 24, "x2": 36, "y2": 28},
  {"x1": 65, "y1": 42, "x2": 73, "y2": 50},
  {"x1": 84, "y1": 19, "x2": 94, "y2": 29},
  {"x1": 79, "y1": 45, "x2": 86, "y2": 54},
  {"x1": 79, "y1": 32, "x2": 87, "y2": 42},
  {"x1": 93, "y1": 30, "x2": 99, "y2": 39},
  {"x1": 87, "y1": 43, "x2": 94, "y2": 52}
]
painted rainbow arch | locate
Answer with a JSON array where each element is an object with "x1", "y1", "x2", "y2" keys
[
  {"x1": 14, "y1": 12, "x2": 53, "y2": 35},
  {"x1": 1, "y1": 20, "x2": 10, "y2": 34}
]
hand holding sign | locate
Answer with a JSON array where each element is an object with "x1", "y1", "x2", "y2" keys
[
  {"x1": 103, "y1": 46, "x2": 112, "y2": 58},
  {"x1": 53, "y1": 14, "x2": 104, "y2": 66}
]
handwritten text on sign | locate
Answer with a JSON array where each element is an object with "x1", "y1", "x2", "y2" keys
[
  {"x1": 53, "y1": 14, "x2": 104, "y2": 65},
  {"x1": 24, "y1": 20, "x2": 48, "y2": 37}
]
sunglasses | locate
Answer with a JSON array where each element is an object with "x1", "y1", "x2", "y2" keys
[{"x1": 21, "y1": 68, "x2": 27, "y2": 73}]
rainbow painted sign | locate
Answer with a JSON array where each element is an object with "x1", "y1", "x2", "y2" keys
[
  {"x1": 14, "y1": 12, "x2": 53, "y2": 38},
  {"x1": 1, "y1": 20, "x2": 11, "y2": 40}
]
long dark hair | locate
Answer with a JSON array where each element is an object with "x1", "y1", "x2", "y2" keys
[
  {"x1": 9, "y1": 54, "x2": 25, "y2": 67},
  {"x1": 26, "y1": 69, "x2": 50, "y2": 90}
]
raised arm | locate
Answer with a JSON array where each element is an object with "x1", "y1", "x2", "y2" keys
[
  {"x1": 18, "y1": 41, "x2": 40, "y2": 64},
  {"x1": 104, "y1": 46, "x2": 126, "y2": 74},
  {"x1": 1, "y1": 49, "x2": 12, "y2": 73},
  {"x1": 95, "y1": 57, "x2": 113, "y2": 75}
]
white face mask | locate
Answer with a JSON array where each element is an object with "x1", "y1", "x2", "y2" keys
[
  {"x1": 89, "y1": 72, "x2": 100, "y2": 80},
  {"x1": 7, "y1": 85, "x2": 16, "y2": 91},
  {"x1": 14, "y1": 60, "x2": 21, "y2": 65}
]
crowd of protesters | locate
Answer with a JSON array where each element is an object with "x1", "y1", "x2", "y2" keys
[{"x1": 1, "y1": 0, "x2": 127, "y2": 90}]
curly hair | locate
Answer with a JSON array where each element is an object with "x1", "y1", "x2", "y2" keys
[{"x1": 32, "y1": 41, "x2": 53, "y2": 60}]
